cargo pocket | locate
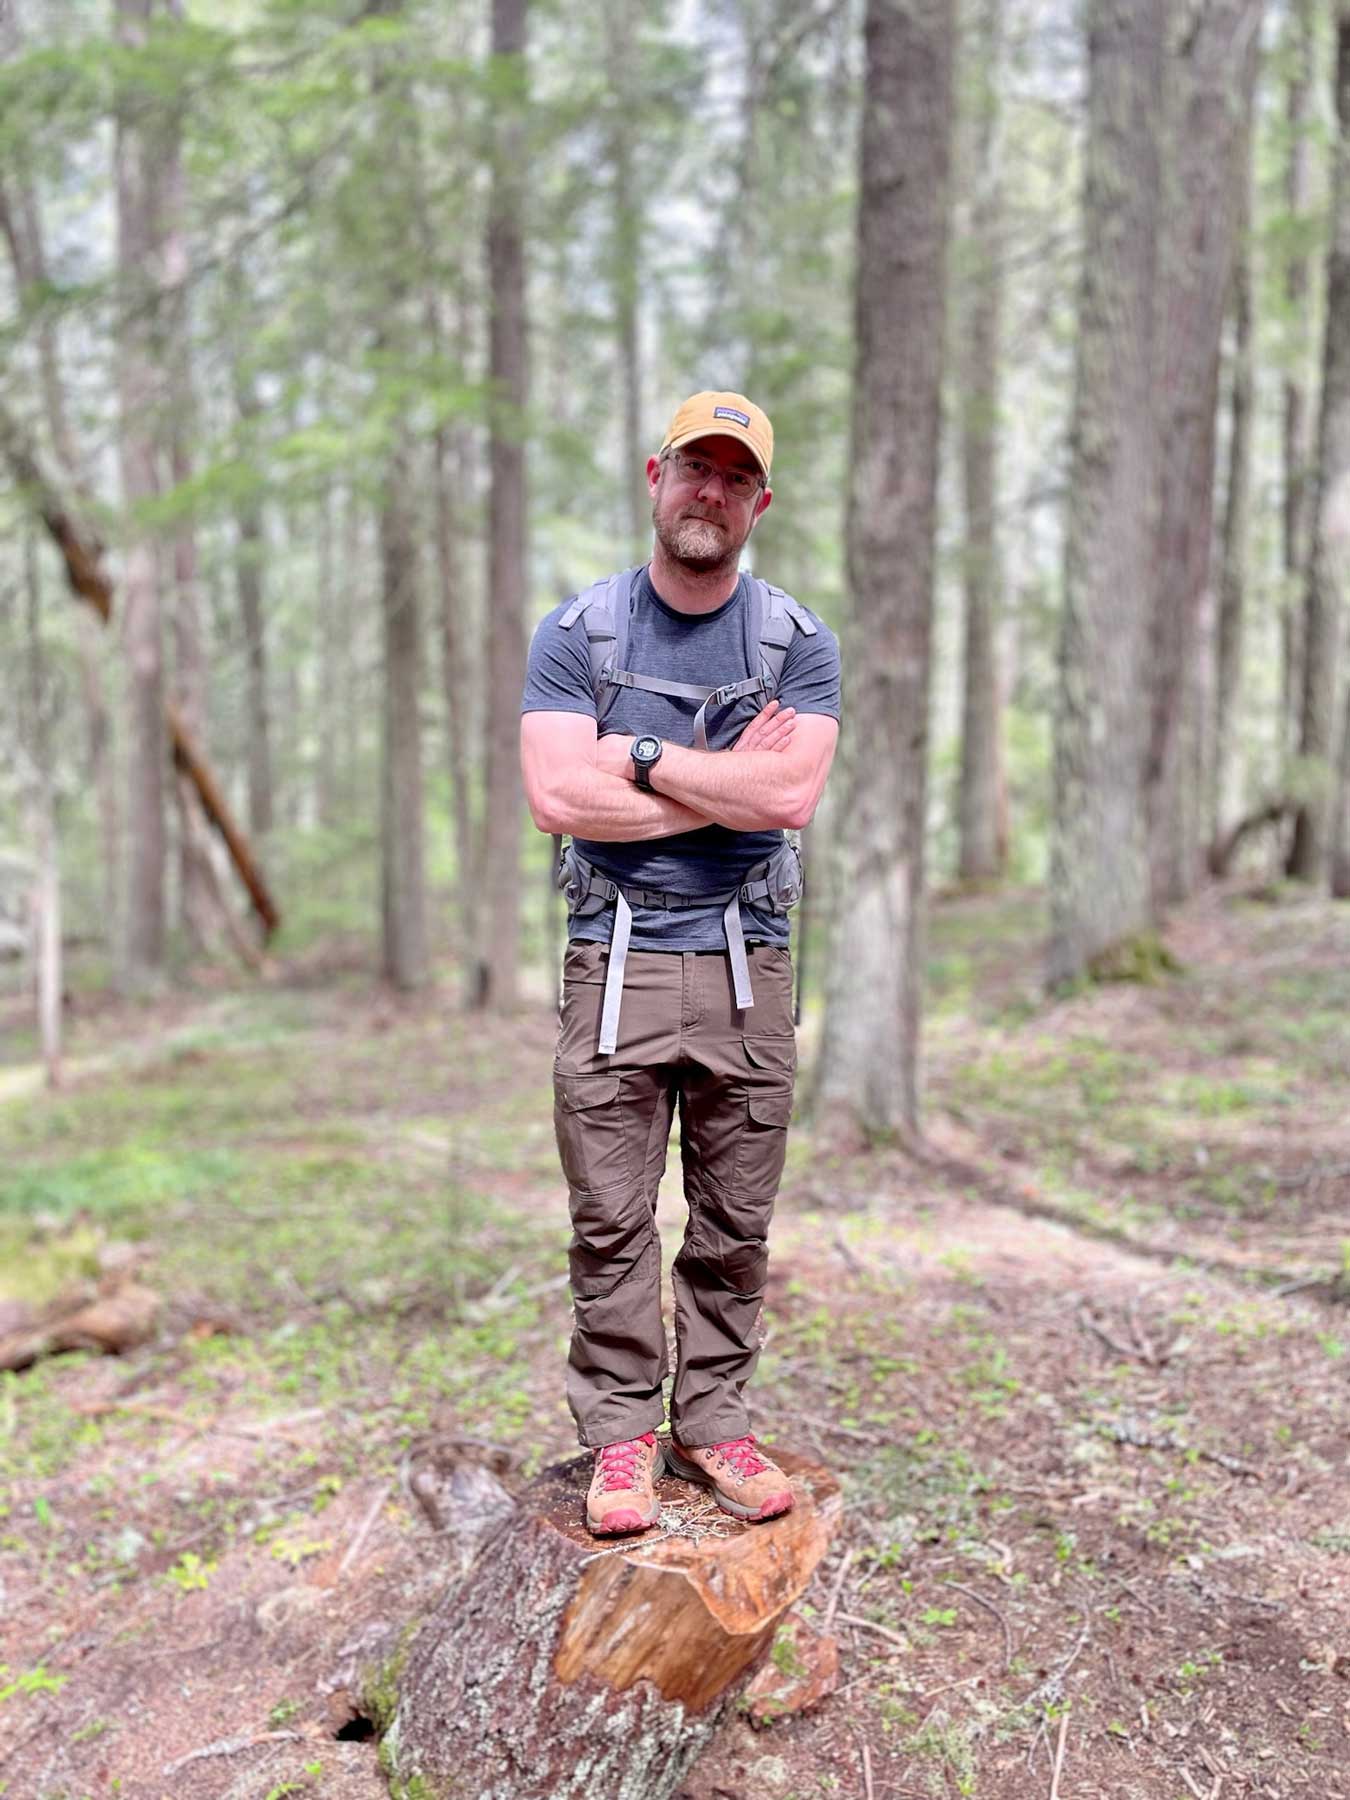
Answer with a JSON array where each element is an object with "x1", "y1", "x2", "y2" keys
[
  {"x1": 734, "y1": 1080, "x2": 794, "y2": 1197},
  {"x1": 554, "y1": 1072, "x2": 629, "y2": 1193}
]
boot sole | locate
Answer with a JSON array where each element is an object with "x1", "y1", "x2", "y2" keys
[
  {"x1": 586, "y1": 1445, "x2": 665, "y2": 1536},
  {"x1": 664, "y1": 1445, "x2": 795, "y2": 1522}
]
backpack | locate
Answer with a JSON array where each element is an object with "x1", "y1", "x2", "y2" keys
[{"x1": 556, "y1": 566, "x2": 817, "y2": 749}]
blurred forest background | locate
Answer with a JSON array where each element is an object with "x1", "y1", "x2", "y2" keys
[
  {"x1": 6, "y1": 8, "x2": 1350, "y2": 1795},
  {"x1": 1, "y1": 0, "x2": 1348, "y2": 1137}
]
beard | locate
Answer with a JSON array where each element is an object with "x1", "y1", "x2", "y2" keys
[{"x1": 651, "y1": 503, "x2": 748, "y2": 576}]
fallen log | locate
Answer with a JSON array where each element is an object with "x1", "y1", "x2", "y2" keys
[{"x1": 382, "y1": 1444, "x2": 841, "y2": 1800}]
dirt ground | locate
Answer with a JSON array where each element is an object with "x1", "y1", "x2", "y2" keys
[{"x1": 0, "y1": 884, "x2": 1347, "y2": 1800}]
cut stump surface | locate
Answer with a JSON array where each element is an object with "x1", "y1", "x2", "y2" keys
[{"x1": 385, "y1": 1444, "x2": 841, "y2": 1800}]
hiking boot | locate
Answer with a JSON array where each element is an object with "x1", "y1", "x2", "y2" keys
[
  {"x1": 665, "y1": 1433, "x2": 794, "y2": 1522},
  {"x1": 585, "y1": 1431, "x2": 665, "y2": 1536}
]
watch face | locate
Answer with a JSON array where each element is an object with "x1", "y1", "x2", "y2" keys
[{"x1": 634, "y1": 736, "x2": 660, "y2": 760}]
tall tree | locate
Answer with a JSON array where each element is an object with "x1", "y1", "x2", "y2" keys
[
  {"x1": 955, "y1": 0, "x2": 1009, "y2": 884},
  {"x1": 816, "y1": 0, "x2": 955, "y2": 1143},
  {"x1": 114, "y1": 0, "x2": 171, "y2": 988},
  {"x1": 1145, "y1": 0, "x2": 1263, "y2": 907},
  {"x1": 1290, "y1": 0, "x2": 1350, "y2": 883},
  {"x1": 477, "y1": 0, "x2": 529, "y2": 1010},
  {"x1": 379, "y1": 428, "x2": 429, "y2": 986},
  {"x1": 1047, "y1": 0, "x2": 1167, "y2": 985},
  {"x1": 1213, "y1": 109, "x2": 1257, "y2": 846},
  {"x1": 607, "y1": 8, "x2": 647, "y2": 563},
  {"x1": 0, "y1": 0, "x2": 120, "y2": 949},
  {"x1": 1281, "y1": 0, "x2": 1317, "y2": 755}
]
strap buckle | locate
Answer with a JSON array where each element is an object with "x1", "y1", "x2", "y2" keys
[{"x1": 713, "y1": 683, "x2": 740, "y2": 706}]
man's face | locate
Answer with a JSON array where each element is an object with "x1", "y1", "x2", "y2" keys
[{"x1": 646, "y1": 435, "x2": 773, "y2": 575}]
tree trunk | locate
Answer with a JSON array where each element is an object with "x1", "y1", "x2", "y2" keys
[
  {"x1": 1289, "y1": 2, "x2": 1350, "y2": 883},
  {"x1": 478, "y1": 0, "x2": 529, "y2": 1012},
  {"x1": 385, "y1": 1449, "x2": 840, "y2": 1800},
  {"x1": 607, "y1": 9, "x2": 646, "y2": 563},
  {"x1": 1047, "y1": 0, "x2": 1167, "y2": 986},
  {"x1": 1282, "y1": 0, "x2": 1317, "y2": 758},
  {"x1": 1145, "y1": 0, "x2": 1263, "y2": 908},
  {"x1": 231, "y1": 291, "x2": 274, "y2": 841},
  {"x1": 1213, "y1": 114, "x2": 1256, "y2": 846},
  {"x1": 380, "y1": 431, "x2": 429, "y2": 989},
  {"x1": 816, "y1": 0, "x2": 955, "y2": 1144},
  {"x1": 315, "y1": 484, "x2": 339, "y2": 827},
  {"x1": 956, "y1": 0, "x2": 1008, "y2": 885},
  {"x1": 0, "y1": 1, "x2": 120, "y2": 954},
  {"x1": 1329, "y1": 677, "x2": 1350, "y2": 894},
  {"x1": 115, "y1": 0, "x2": 168, "y2": 989},
  {"x1": 161, "y1": 25, "x2": 212, "y2": 949}
]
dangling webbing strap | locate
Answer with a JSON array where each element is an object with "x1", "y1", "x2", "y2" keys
[
  {"x1": 599, "y1": 886, "x2": 633, "y2": 1060},
  {"x1": 561, "y1": 849, "x2": 790, "y2": 1055},
  {"x1": 600, "y1": 669, "x2": 768, "y2": 750}
]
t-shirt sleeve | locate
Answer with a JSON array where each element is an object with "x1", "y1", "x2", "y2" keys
[
  {"x1": 520, "y1": 601, "x2": 598, "y2": 718},
  {"x1": 776, "y1": 610, "x2": 841, "y2": 720}
]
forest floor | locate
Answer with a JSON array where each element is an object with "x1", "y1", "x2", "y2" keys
[{"x1": 0, "y1": 882, "x2": 1348, "y2": 1800}]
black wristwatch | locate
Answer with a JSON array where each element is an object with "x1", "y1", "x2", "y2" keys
[{"x1": 630, "y1": 734, "x2": 663, "y2": 791}]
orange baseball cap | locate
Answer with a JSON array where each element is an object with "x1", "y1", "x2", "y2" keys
[{"x1": 659, "y1": 390, "x2": 774, "y2": 479}]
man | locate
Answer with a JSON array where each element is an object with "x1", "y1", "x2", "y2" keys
[{"x1": 520, "y1": 391, "x2": 840, "y2": 1536}]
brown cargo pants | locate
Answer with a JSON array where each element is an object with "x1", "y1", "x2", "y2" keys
[{"x1": 553, "y1": 937, "x2": 797, "y2": 1451}]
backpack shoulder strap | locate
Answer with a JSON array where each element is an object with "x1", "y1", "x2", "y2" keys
[
  {"x1": 558, "y1": 566, "x2": 641, "y2": 721},
  {"x1": 750, "y1": 579, "x2": 817, "y2": 700}
]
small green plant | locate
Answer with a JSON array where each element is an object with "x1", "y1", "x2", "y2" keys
[
  {"x1": 0, "y1": 1664, "x2": 68, "y2": 1702},
  {"x1": 268, "y1": 1697, "x2": 303, "y2": 1728},
  {"x1": 165, "y1": 1552, "x2": 214, "y2": 1591},
  {"x1": 770, "y1": 1627, "x2": 808, "y2": 1680}
]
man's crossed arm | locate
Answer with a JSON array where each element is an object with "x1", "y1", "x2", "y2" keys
[{"x1": 521, "y1": 701, "x2": 838, "y2": 840}]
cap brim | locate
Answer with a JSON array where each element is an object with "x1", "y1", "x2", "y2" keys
[{"x1": 664, "y1": 425, "x2": 770, "y2": 479}]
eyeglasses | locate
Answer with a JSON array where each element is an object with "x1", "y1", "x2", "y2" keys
[{"x1": 661, "y1": 448, "x2": 767, "y2": 500}]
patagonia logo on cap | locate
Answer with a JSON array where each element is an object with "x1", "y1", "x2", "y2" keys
[{"x1": 713, "y1": 405, "x2": 751, "y2": 427}]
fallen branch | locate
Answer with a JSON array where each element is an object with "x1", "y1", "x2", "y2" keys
[
  {"x1": 1048, "y1": 1705, "x2": 1070, "y2": 1800},
  {"x1": 836, "y1": 1610, "x2": 909, "y2": 1652},
  {"x1": 947, "y1": 1580, "x2": 1015, "y2": 1671},
  {"x1": 163, "y1": 1730, "x2": 302, "y2": 1776}
]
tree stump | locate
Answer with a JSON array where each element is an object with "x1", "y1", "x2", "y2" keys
[{"x1": 383, "y1": 1444, "x2": 841, "y2": 1800}]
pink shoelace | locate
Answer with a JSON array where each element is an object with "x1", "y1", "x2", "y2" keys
[
  {"x1": 712, "y1": 1435, "x2": 769, "y2": 1478},
  {"x1": 596, "y1": 1431, "x2": 656, "y2": 1493}
]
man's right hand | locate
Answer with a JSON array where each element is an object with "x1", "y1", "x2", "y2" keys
[{"x1": 732, "y1": 698, "x2": 797, "y2": 754}]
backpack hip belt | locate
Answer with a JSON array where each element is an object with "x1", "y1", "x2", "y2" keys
[{"x1": 558, "y1": 840, "x2": 803, "y2": 1057}]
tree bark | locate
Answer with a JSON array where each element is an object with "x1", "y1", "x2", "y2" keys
[
  {"x1": 956, "y1": 0, "x2": 1009, "y2": 885},
  {"x1": 1145, "y1": 0, "x2": 1263, "y2": 908},
  {"x1": 1047, "y1": 0, "x2": 1167, "y2": 986},
  {"x1": 115, "y1": 0, "x2": 169, "y2": 988},
  {"x1": 607, "y1": 9, "x2": 646, "y2": 563},
  {"x1": 1213, "y1": 109, "x2": 1256, "y2": 845},
  {"x1": 1289, "y1": 2, "x2": 1350, "y2": 883},
  {"x1": 315, "y1": 484, "x2": 339, "y2": 827},
  {"x1": 229, "y1": 261, "x2": 274, "y2": 842},
  {"x1": 1282, "y1": 0, "x2": 1317, "y2": 757},
  {"x1": 0, "y1": 0, "x2": 120, "y2": 953},
  {"x1": 379, "y1": 429, "x2": 429, "y2": 988},
  {"x1": 385, "y1": 1449, "x2": 840, "y2": 1800},
  {"x1": 1331, "y1": 678, "x2": 1350, "y2": 894},
  {"x1": 816, "y1": 0, "x2": 955, "y2": 1143},
  {"x1": 161, "y1": 17, "x2": 213, "y2": 948},
  {"x1": 478, "y1": 0, "x2": 529, "y2": 1011}
]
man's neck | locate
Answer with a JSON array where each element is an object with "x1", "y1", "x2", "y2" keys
[{"x1": 647, "y1": 543, "x2": 741, "y2": 615}]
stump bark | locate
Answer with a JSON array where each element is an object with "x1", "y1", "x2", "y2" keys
[{"x1": 384, "y1": 1445, "x2": 841, "y2": 1800}]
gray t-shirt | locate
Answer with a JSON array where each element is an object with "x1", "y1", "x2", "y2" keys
[{"x1": 521, "y1": 565, "x2": 841, "y2": 952}]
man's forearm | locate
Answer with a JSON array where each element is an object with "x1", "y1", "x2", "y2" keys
[
  {"x1": 534, "y1": 764, "x2": 713, "y2": 841},
  {"x1": 648, "y1": 742, "x2": 803, "y2": 831}
]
